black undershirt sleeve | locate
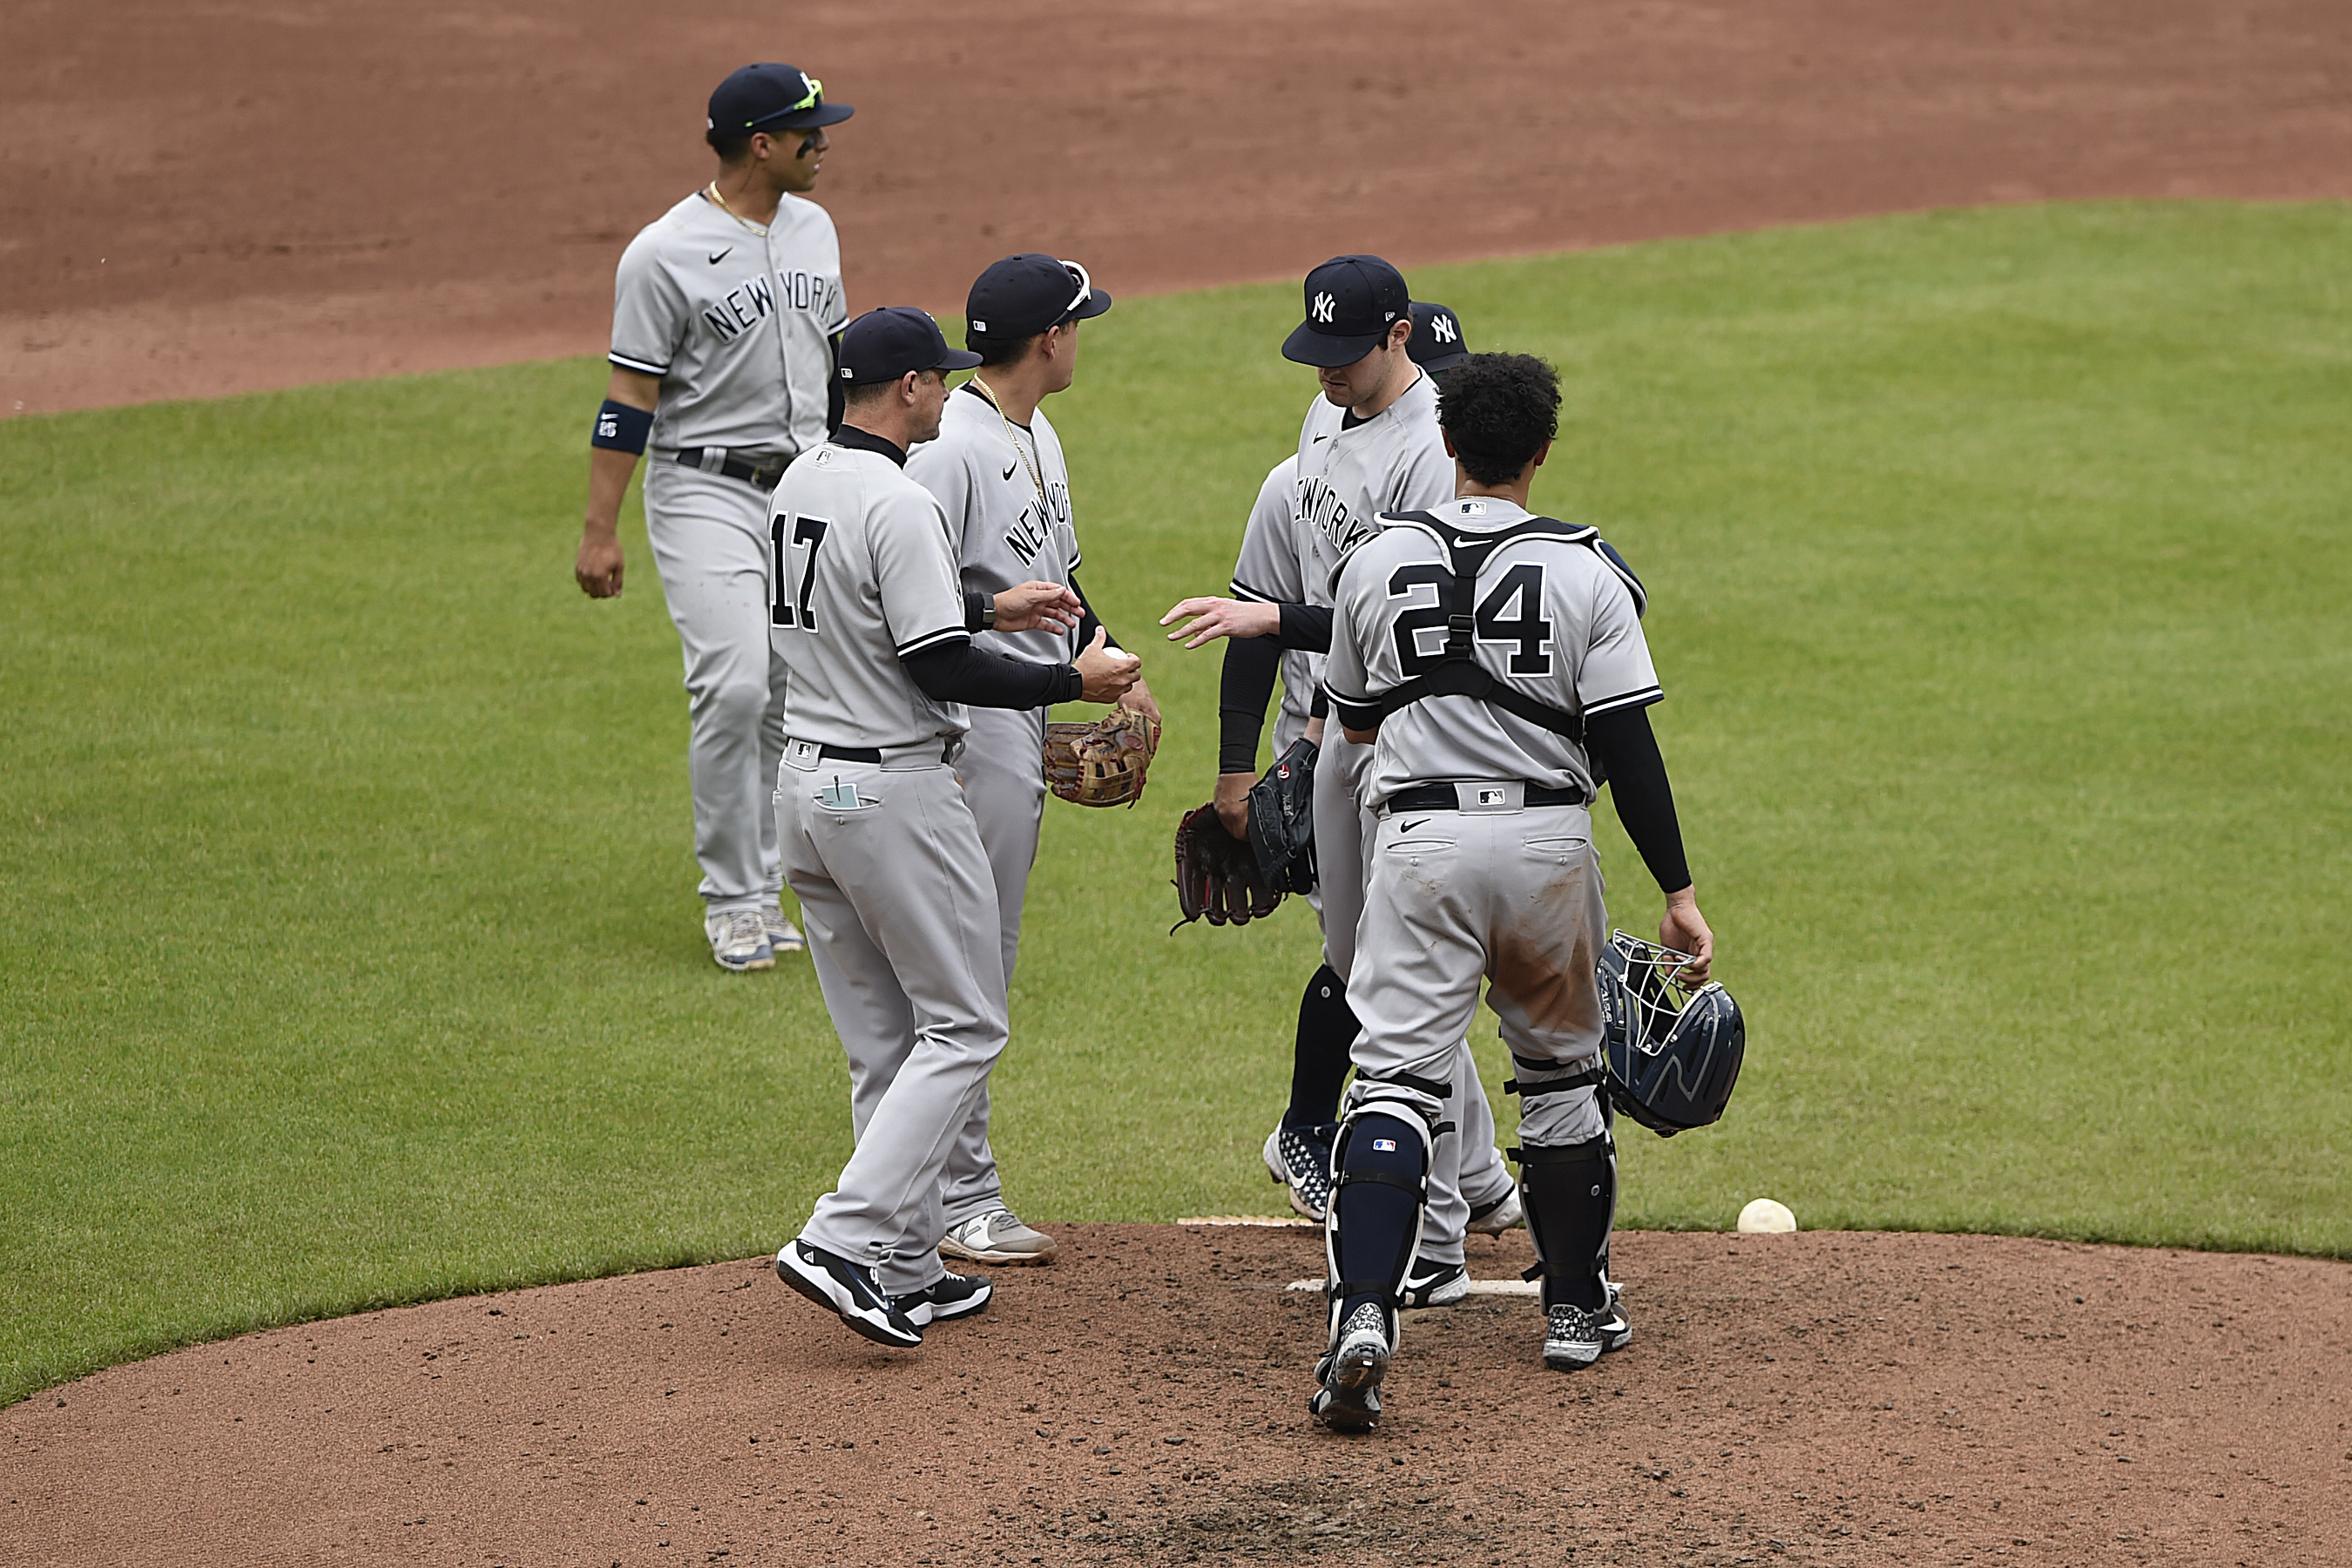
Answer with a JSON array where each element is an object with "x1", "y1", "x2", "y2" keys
[
  {"x1": 1274, "y1": 603, "x2": 1335, "y2": 653},
  {"x1": 1584, "y1": 705, "x2": 1692, "y2": 895},
  {"x1": 1218, "y1": 634, "x2": 1282, "y2": 774},
  {"x1": 1070, "y1": 571, "x2": 1119, "y2": 651},
  {"x1": 902, "y1": 640, "x2": 1081, "y2": 710},
  {"x1": 963, "y1": 589, "x2": 990, "y2": 633}
]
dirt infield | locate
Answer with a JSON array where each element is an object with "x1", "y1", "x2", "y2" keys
[
  {"x1": 6, "y1": 1225, "x2": 2348, "y2": 1566},
  {"x1": 6, "y1": 0, "x2": 2350, "y2": 414}
]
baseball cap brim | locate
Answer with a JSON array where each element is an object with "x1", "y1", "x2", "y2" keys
[
  {"x1": 933, "y1": 347, "x2": 983, "y2": 371},
  {"x1": 1071, "y1": 288, "x2": 1113, "y2": 323},
  {"x1": 1419, "y1": 346, "x2": 1470, "y2": 373},
  {"x1": 756, "y1": 101, "x2": 855, "y2": 131},
  {"x1": 1282, "y1": 321, "x2": 1385, "y2": 368}
]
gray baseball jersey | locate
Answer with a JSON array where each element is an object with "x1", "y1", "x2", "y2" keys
[
  {"x1": 906, "y1": 385, "x2": 1083, "y2": 665},
  {"x1": 1228, "y1": 456, "x2": 1321, "y2": 756},
  {"x1": 766, "y1": 442, "x2": 970, "y2": 750},
  {"x1": 1292, "y1": 368, "x2": 1454, "y2": 598},
  {"x1": 1324, "y1": 496, "x2": 1660, "y2": 808},
  {"x1": 611, "y1": 190, "x2": 848, "y2": 457}
]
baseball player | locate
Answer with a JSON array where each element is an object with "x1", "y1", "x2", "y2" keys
[
  {"x1": 769, "y1": 307, "x2": 1139, "y2": 1346},
  {"x1": 575, "y1": 63, "x2": 852, "y2": 972},
  {"x1": 905, "y1": 253, "x2": 1156, "y2": 1268},
  {"x1": 1310, "y1": 351, "x2": 1715, "y2": 1429},
  {"x1": 1161, "y1": 260, "x2": 1517, "y2": 1304}
]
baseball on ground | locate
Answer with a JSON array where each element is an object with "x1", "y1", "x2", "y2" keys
[{"x1": 1737, "y1": 1197, "x2": 1798, "y2": 1233}]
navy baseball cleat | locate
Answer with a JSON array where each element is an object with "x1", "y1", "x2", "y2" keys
[
  {"x1": 895, "y1": 1269, "x2": 992, "y2": 1327},
  {"x1": 1263, "y1": 1119, "x2": 1336, "y2": 1220},
  {"x1": 776, "y1": 1240, "x2": 922, "y2": 1348},
  {"x1": 1309, "y1": 1301, "x2": 1391, "y2": 1431}
]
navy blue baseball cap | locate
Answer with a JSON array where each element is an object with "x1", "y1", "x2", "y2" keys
[
  {"x1": 837, "y1": 308, "x2": 983, "y2": 386},
  {"x1": 1281, "y1": 254, "x2": 1410, "y2": 368},
  {"x1": 1407, "y1": 301, "x2": 1470, "y2": 373},
  {"x1": 965, "y1": 254, "x2": 1112, "y2": 348},
  {"x1": 708, "y1": 64, "x2": 854, "y2": 136}
]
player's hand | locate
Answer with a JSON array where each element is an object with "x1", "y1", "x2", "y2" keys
[
  {"x1": 1213, "y1": 771, "x2": 1254, "y2": 838},
  {"x1": 576, "y1": 530, "x2": 625, "y2": 598},
  {"x1": 1074, "y1": 625, "x2": 1141, "y2": 703},
  {"x1": 1159, "y1": 597, "x2": 1281, "y2": 648},
  {"x1": 1659, "y1": 888, "x2": 1713, "y2": 984},
  {"x1": 1304, "y1": 714, "x2": 1327, "y2": 747},
  {"x1": 994, "y1": 581, "x2": 1081, "y2": 635},
  {"x1": 1119, "y1": 679, "x2": 1162, "y2": 727}
]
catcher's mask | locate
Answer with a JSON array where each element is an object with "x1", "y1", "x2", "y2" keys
[{"x1": 1597, "y1": 931, "x2": 1746, "y2": 1137}]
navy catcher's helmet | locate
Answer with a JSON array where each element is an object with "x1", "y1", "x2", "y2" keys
[{"x1": 1597, "y1": 930, "x2": 1746, "y2": 1137}]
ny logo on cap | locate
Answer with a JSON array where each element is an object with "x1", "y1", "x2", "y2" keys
[
  {"x1": 1431, "y1": 314, "x2": 1458, "y2": 344},
  {"x1": 1311, "y1": 292, "x2": 1335, "y2": 324}
]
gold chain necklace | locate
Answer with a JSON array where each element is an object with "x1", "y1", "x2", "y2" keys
[
  {"x1": 968, "y1": 376, "x2": 1047, "y2": 507},
  {"x1": 702, "y1": 181, "x2": 769, "y2": 236}
]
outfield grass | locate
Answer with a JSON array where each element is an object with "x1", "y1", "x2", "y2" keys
[{"x1": 3, "y1": 200, "x2": 2347, "y2": 1404}]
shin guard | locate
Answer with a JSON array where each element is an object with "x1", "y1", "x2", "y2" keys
[
  {"x1": 1285, "y1": 964, "x2": 1360, "y2": 1130},
  {"x1": 1322, "y1": 1106, "x2": 1429, "y2": 1362},
  {"x1": 1516, "y1": 1132, "x2": 1616, "y2": 1312}
]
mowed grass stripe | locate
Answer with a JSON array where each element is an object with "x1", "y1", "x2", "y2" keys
[{"x1": 2, "y1": 200, "x2": 2346, "y2": 1404}]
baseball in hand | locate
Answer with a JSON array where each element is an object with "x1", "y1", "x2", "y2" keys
[{"x1": 1736, "y1": 1197, "x2": 1797, "y2": 1234}]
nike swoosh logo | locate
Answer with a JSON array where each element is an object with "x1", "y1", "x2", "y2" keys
[
  {"x1": 1002, "y1": 461, "x2": 1020, "y2": 481},
  {"x1": 1396, "y1": 817, "x2": 1429, "y2": 835},
  {"x1": 708, "y1": 247, "x2": 733, "y2": 265},
  {"x1": 1313, "y1": 434, "x2": 1332, "y2": 443}
]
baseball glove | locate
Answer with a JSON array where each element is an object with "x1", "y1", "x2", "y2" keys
[
  {"x1": 1245, "y1": 738, "x2": 1318, "y2": 896},
  {"x1": 1173, "y1": 803, "x2": 1281, "y2": 927},
  {"x1": 1043, "y1": 706, "x2": 1160, "y2": 808}
]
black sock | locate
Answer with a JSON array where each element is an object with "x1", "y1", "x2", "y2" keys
[
  {"x1": 1521, "y1": 1138, "x2": 1614, "y2": 1312},
  {"x1": 1333, "y1": 1113, "x2": 1423, "y2": 1324},
  {"x1": 1284, "y1": 964, "x2": 1358, "y2": 1130}
]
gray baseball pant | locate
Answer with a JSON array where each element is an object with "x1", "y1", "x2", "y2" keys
[
  {"x1": 1344, "y1": 801, "x2": 1612, "y2": 1161},
  {"x1": 643, "y1": 462, "x2": 788, "y2": 916},
  {"x1": 938, "y1": 703, "x2": 1049, "y2": 1226},
  {"x1": 779, "y1": 740, "x2": 1008, "y2": 1299},
  {"x1": 1315, "y1": 733, "x2": 1516, "y2": 1260}
]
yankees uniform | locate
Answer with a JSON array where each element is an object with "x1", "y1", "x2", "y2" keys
[
  {"x1": 773, "y1": 307, "x2": 1124, "y2": 1347},
  {"x1": 1228, "y1": 456, "x2": 1318, "y2": 757},
  {"x1": 595, "y1": 64, "x2": 850, "y2": 970},
  {"x1": 1236, "y1": 260, "x2": 1513, "y2": 1280},
  {"x1": 1314, "y1": 462, "x2": 1695, "y2": 1425}
]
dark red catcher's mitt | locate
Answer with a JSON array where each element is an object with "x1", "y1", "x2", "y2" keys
[{"x1": 1173, "y1": 804, "x2": 1281, "y2": 927}]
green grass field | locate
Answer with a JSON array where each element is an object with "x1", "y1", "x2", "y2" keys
[{"x1": 3, "y1": 200, "x2": 2347, "y2": 1405}]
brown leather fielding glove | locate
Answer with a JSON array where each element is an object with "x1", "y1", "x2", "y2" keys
[{"x1": 1044, "y1": 707, "x2": 1161, "y2": 808}]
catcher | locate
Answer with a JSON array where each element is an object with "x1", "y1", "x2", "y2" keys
[{"x1": 904, "y1": 252, "x2": 1159, "y2": 1268}]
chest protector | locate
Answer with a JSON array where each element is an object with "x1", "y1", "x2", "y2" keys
[{"x1": 1369, "y1": 511, "x2": 1646, "y2": 739}]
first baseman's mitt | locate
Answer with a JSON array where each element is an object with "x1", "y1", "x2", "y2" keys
[
  {"x1": 1173, "y1": 804, "x2": 1281, "y2": 927},
  {"x1": 1044, "y1": 706, "x2": 1160, "y2": 808},
  {"x1": 1245, "y1": 738, "x2": 1318, "y2": 896}
]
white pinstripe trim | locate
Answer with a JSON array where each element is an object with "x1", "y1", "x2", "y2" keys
[
  {"x1": 608, "y1": 351, "x2": 669, "y2": 375},
  {"x1": 1230, "y1": 578, "x2": 1281, "y2": 603},
  {"x1": 1580, "y1": 686, "x2": 1664, "y2": 719},
  {"x1": 894, "y1": 625, "x2": 970, "y2": 658}
]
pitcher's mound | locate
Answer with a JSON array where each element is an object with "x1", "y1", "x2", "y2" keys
[{"x1": 6, "y1": 1226, "x2": 2347, "y2": 1565}]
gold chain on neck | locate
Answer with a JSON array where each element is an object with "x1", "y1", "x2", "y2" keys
[
  {"x1": 702, "y1": 181, "x2": 769, "y2": 236},
  {"x1": 968, "y1": 375, "x2": 1047, "y2": 507}
]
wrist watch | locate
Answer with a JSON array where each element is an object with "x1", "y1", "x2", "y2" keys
[{"x1": 981, "y1": 598, "x2": 998, "y2": 631}]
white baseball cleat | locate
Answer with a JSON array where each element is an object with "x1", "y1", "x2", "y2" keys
[
  {"x1": 760, "y1": 905, "x2": 805, "y2": 956},
  {"x1": 1400, "y1": 1259, "x2": 1470, "y2": 1308},
  {"x1": 1467, "y1": 1186, "x2": 1524, "y2": 1234},
  {"x1": 940, "y1": 1208, "x2": 1059, "y2": 1265},
  {"x1": 706, "y1": 909, "x2": 774, "y2": 972}
]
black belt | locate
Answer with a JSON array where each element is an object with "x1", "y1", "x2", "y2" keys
[
  {"x1": 673, "y1": 448, "x2": 789, "y2": 492},
  {"x1": 1384, "y1": 781, "x2": 1588, "y2": 813},
  {"x1": 816, "y1": 745, "x2": 881, "y2": 764}
]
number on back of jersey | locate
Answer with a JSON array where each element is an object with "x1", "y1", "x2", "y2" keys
[
  {"x1": 1386, "y1": 561, "x2": 1555, "y2": 677},
  {"x1": 770, "y1": 513, "x2": 832, "y2": 632}
]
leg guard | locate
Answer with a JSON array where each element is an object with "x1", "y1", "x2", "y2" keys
[
  {"x1": 1283, "y1": 964, "x2": 1359, "y2": 1130},
  {"x1": 1515, "y1": 1130, "x2": 1615, "y2": 1313},
  {"x1": 1323, "y1": 1101, "x2": 1433, "y2": 1355},
  {"x1": 1312, "y1": 1098, "x2": 1431, "y2": 1430}
]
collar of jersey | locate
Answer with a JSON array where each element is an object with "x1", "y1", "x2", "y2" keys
[{"x1": 831, "y1": 424, "x2": 908, "y2": 467}]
